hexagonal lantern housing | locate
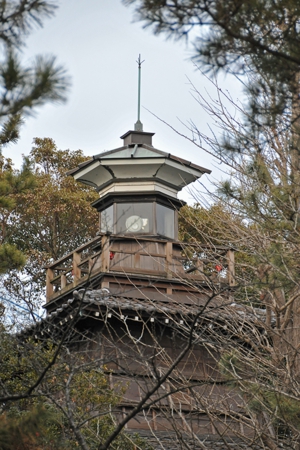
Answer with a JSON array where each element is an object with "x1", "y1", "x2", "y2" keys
[{"x1": 68, "y1": 130, "x2": 211, "y2": 240}]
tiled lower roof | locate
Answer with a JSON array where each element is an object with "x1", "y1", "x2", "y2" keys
[{"x1": 20, "y1": 288, "x2": 268, "y2": 345}]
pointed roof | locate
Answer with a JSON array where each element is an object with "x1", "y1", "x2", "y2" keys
[{"x1": 68, "y1": 130, "x2": 211, "y2": 193}]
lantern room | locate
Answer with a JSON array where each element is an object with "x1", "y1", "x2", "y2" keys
[{"x1": 68, "y1": 129, "x2": 211, "y2": 240}]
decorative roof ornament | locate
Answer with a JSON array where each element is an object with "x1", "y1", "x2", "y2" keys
[{"x1": 134, "y1": 54, "x2": 145, "y2": 132}]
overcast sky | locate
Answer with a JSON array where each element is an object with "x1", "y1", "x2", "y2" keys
[{"x1": 4, "y1": 1, "x2": 243, "y2": 203}]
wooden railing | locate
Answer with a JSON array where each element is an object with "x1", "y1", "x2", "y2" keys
[{"x1": 45, "y1": 234, "x2": 235, "y2": 302}]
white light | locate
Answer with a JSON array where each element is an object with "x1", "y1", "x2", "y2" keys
[
  {"x1": 95, "y1": 312, "x2": 100, "y2": 317},
  {"x1": 150, "y1": 317, "x2": 155, "y2": 322},
  {"x1": 165, "y1": 318, "x2": 169, "y2": 324},
  {"x1": 135, "y1": 316, "x2": 139, "y2": 321},
  {"x1": 108, "y1": 313, "x2": 112, "y2": 318}
]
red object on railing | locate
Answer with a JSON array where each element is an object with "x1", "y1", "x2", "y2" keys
[
  {"x1": 110, "y1": 252, "x2": 115, "y2": 260},
  {"x1": 215, "y1": 264, "x2": 222, "y2": 272}
]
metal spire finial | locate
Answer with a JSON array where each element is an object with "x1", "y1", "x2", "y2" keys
[{"x1": 134, "y1": 54, "x2": 145, "y2": 132}]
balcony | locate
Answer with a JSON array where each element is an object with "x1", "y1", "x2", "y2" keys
[{"x1": 45, "y1": 233, "x2": 235, "y2": 303}]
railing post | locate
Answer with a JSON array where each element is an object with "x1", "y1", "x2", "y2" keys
[
  {"x1": 46, "y1": 268, "x2": 54, "y2": 302},
  {"x1": 73, "y1": 251, "x2": 81, "y2": 286},
  {"x1": 61, "y1": 274, "x2": 67, "y2": 290},
  {"x1": 101, "y1": 234, "x2": 110, "y2": 272},
  {"x1": 196, "y1": 258, "x2": 204, "y2": 278},
  {"x1": 226, "y1": 249, "x2": 235, "y2": 286}
]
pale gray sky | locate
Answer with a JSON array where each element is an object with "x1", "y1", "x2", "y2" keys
[{"x1": 4, "y1": 1, "x2": 243, "y2": 202}]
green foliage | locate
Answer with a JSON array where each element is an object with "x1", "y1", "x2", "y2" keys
[
  {"x1": 0, "y1": 405, "x2": 55, "y2": 450},
  {"x1": 128, "y1": 1, "x2": 300, "y2": 444},
  {"x1": 0, "y1": 243, "x2": 25, "y2": 273},
  {"x1": 0, "y1": 328, "x2": 151, "y2": 449},
  {"x1": 0, "y1": 155, "x2": 36, "y2": 274},
  {"x1": 250, "y1": 389, "x2": 300, "y2": 429},
  {"x1": 0, "y1": 138, "x2": 98, "y2": 307},
  {"x1": 0, "y1": 51, "x2": 68, "y2": 135},
  {"x1": 220, "y1": 349, "x2": 300, "y2": 438},
  {"x1": 0, "y1": 0, "x2": 69, "y2": 276},
  {"x1": 0, "y1": 1, "x2": 57, "y2": 48},
  {"x1": 126, "y1": 0, "x2": 300, "y2": 115},
  {"x1": 59, "y1": 363, "x2": 143, "y2": 449},
  {"x1": 0, "y1": 1, "x2": 69, "y2": 150},
  {"x1": 127, "y1": 0, "x2": 300, "y2": 302},
  {"x1": 178, "y1": 203, "x2": 236, "y2": 246},
  {"x1": 178, "y1": 203, "x2": 262, "y2": 302},
  {"x1": 219, "y1": 350, "x2": 245, "y2": 379},
  {"x1": 10, "y1": 138, "x2": 99, "y2": 260}
]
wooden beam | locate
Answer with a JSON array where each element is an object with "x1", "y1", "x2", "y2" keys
[
  {"x1": 101, "y1": 280, "x2": 110, "y2": 289},
  {"x1": 101, "y1": 235, "x2": 111, "y2": 273},
  {"x1": 47, "y1": 235, "x2": 101, "y2": 270},
  {"x1": 165, "y1": 241, "x2": 173, "y2": 279},
  {"x1": 226, "y1": 250, "x2": 235, "y2": 286},
  {"x1": 46, "y1": 268, "x2": 54, "y2": 302},
  {"x1": 73, "y1": 251, "x2": 81, "y2": 285},
  {"x1": 61, "y1": 274, "x2": 67, "y2": 289}
]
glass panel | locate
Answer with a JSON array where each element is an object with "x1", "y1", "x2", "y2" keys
[
  {"x1": 116, "y1": 203, "x2": 153, "y2": 234},
  {"x1": 156, "y1": 204, "x2": 175, "y2": 239},
  {"x1": 100, "y1": 205, "x2": 114, "y2": 233}
]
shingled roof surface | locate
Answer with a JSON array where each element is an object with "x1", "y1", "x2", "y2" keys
[{"x1": 21, "y1": 289, "x2": 268, "y2": 343}]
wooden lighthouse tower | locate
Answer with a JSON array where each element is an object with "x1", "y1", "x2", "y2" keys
[
  {"x1": 45, "y1": 127, "x2": 236, "y2": 311},
  {"x1": 42, "y1": 123, "x2": 246, "y2": 446},
  {"x1": 40, "y1": 60, "x2": 258, "y2": 449}
]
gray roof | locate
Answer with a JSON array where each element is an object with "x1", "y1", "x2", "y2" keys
[{"x1": 21, "y1": 289, "x2": 268, "y2": 345}]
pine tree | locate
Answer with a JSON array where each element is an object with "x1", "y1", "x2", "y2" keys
[
  {"x1": 125, "y1": 0, "x2": 300, "y2": 123},
  {"x1": 0, "y1": 1, "x2": 69, "y2": 273},
  {"x1": 0, "y1": 1, "x2": 69, "y2": 149},
  {"x1": 125, "y1": 1, "x2": 300, "y2": 446}
]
